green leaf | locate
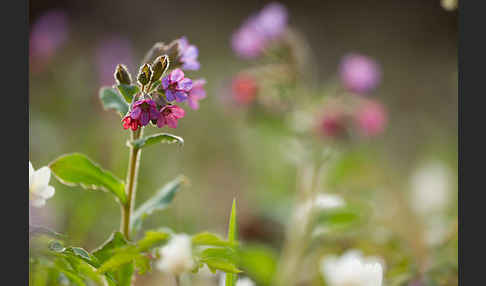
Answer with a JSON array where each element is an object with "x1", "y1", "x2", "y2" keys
[
  {"x1": 130, "y1": 133, "x2": 184, "y2": 149},
  {"x1": 226, "y1": 199, "x2": 238, "y2": 286},
  {"x1": 192, "y1": 232, "x2": 235, "y2": 247},
  {"x1": 238, "y1": 245, "x2": 278, "y2": 286},
  {"x1": 29, "y1": 225, "x2": 64, "y2": 238},
  {"x1": 131, "y1": 175, "x2": 187, "y2": 233},
  {"x1": 200, "y1": 247, "x2": 237, "y2": 262},
  {"x1": 92, "y1": 232, "x2": 128, "y2": 264},
  {"x1": 99, "y1": 87, "x2": 129, "y2": 116},
  {"x1": 97, "y1": 248, "x2": 138, "y2": 274},
  {"x1": 136, "y1": 230, "x2": 170, "y2": 252},
  {"x1": 202, "y1": 257, "x2": 242, "y2": 274},
  {"x1": 50, "y1": 153, "x2": 127, "y2": 204},
  {"x1": 116, "y1": 84, "x2": 139, "y2": 103}
]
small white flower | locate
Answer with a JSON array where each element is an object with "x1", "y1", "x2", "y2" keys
[
  {"x1": 441, "y1": 0, "x2": 458, "y2": 11},
  {"x1": 29, "y1": 161, "x2": 55, "y2": 207},
  {"x1": 156, "y1": 234, "x2": 195, "y2": 275},
  {"x1": 219, "y1": 274, "x2": 255, "y2": 286},
  {"x1": 409, "y1": 161, "x2": 453, "y2": 216},
  {"x1": 321, "y1": 250, "x2": 384, "y2": 286},
  {"x1": 295, "y1": 194, "x2": 345, "y2": 222}
]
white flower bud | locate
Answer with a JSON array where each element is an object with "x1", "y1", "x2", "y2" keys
[
  {"x1": 29, "y1": 161, "x2": 55, "y2": 207},
  {"x1": 156, "y1": 234, "x2": 194, "y2": 275}
]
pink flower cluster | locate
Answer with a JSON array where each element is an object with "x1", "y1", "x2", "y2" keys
[{"x1": 122, "y1": 69, "x2": 206, "y2": 131}]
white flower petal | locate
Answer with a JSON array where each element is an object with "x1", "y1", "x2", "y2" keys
[
  {"x1": 38, "y1": 186, "x2": 55, "y2": 199},
  {"x1": 31, "y1": 197, "x2": 46, "y2": 208},
  {"x1": 31, "y1": 166, "x2": 51, "y2": 192},
  {"x1": 29, "y1": 161, "x2": 34, "y2": 188}
]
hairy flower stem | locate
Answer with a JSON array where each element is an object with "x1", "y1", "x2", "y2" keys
[{"x1": 121, "y1": 128, "x2": 143, "y2": 240}]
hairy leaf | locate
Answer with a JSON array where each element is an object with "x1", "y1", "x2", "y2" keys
[
  {"x1": 99, "y1": 87, "x2": 128, "y2": 116},
  {"x1": 50, "y1": 153, "x2": 126, "y2": 204},
  {"x1": 116, "y1": 84, "x2": 139, "y2": 103},
  {"x1": 130, "y1": 133, "x2": 184, "y2": 149}
]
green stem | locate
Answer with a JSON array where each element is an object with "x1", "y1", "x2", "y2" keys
[{"x1": 121, "y1": 128, "x2": 143, "y2": 240}]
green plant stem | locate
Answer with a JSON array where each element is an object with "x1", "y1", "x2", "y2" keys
[{"x1": 121, "y1": 128, "x2": 143, "y2": 240}]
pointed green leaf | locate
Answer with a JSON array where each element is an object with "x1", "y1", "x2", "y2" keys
[
  {"x1": 192, "y1": 232, "x2": 235, "y2": 247},
  {"x1": 136, "y1": 230, "x2": 170, "y2": 252},
  {"x1": 131, "y1": 175, "x2": 187, "y2": 233},
  {"x1": 116, "y1": 84, "x2": 139, "y2": 103},
  {"x1": 202, "y1": 257, "x2": 242, "y2": 274},
  {"x1": 226, "y1": 199, "x2": 238, "y2": 286},
  {"x1": 199, "y1": 247, "x2": 237, "y2": 263},
  {"x1": 130, "y1": 133, "x2": 184, "y2": 149},
  {"x1": 99, "y1": 87, "x2": 128, "y2": 116},
  {"x1": 92, "y1": 232, "x2": 128, "y2": 264},
  {"x1": 49, "y1": 153, "x2": 127, "y2": 204}
]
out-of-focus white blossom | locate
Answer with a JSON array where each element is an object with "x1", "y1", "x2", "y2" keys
[
  {"x1": 219, "y1": 274, "x2": 255, "y2": 286},
  {"x1": 29, "y1": 161, "x2": 55, "y2": 207},
  {"x1": 320, "y1": 250, "x2": 384, "y2": 286},
  {"x1": 441, "y1": 0, "x2": 458, "y2": 11},
  {"x1": 409, "y1": 161, "x2": 453, "y2": 215},
  {"x1": 156, "y1": 234, "x2": 194, "y2": 275},
  {"x1": 295, "y1": 194, "x2": 345, "y2": 221}
]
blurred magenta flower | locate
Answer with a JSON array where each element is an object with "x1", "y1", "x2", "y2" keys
[
  {"x1": 319, "y1": 112, "x2": 347, "y2": 138},
  {"x1": 177, "y1": 37, "x2": 200, "y2": 70},
  {"x1": 231, "y1": 74, "x2": 258, "y2": 104},
  {"x1": 157, "y1": 105, "x2": 186, "y2": 128},
  {"x1": 232, "y1": 2, "x2": 288, "y2": 59},
  {"x1": 161, "y1": 69, "x2": 193, "y2": 102},
  {"x1": 30, "y1": 10, "x2": 69, "y2": 71},
  {"x1": 187, "y1": 79, "x2": 207, "y2": 110},
  {"x1": 356, "y1": 100, "x2": 387, "y2": 136},
  {"x1": 95, "y1": 36, "x2": 135, "y2": 86},
  {"x1": 339, "y1": 53, "x2": 382, "y2": 94}
]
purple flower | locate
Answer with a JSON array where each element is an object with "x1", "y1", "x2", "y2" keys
[
  {"x1": 178, "y1": 37, "x2": 200, "y2": 70},
  {"x1": 95, "y1": 36, "x2": 135, "y2": 86},
  {"x1": 161, "y1": 69, "x2": 193, "y2": 102},
  {"x1": 231, "y1": 2, "x2": 288, "y2": 59},
  {"x1": 30, "y1": 10, "x2": 69, "y2": 70},
  {"x1": 339, "y1": 53, "x2": 382, "y2": 94},
  {"x1": 130, "y1": 99, "x2": 160, "y2": 126},
  {"x1": 187, "y1": 79, "x2": 207, "y2": 110}
]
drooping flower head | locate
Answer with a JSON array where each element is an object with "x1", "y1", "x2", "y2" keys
[
  {"x1": 157, "y1": 105, "x2": 186, "y2": 128},
  {"x1": 321, "y1": 250, "x2": 384, "y2": 286},
  {"x1": 177, "y1": 37, "x2": 200, "y2": 70},
  {"x1": 355, "y1": 101, "x2": 387, "y2": 137},
  {"x1": 161, "y1": 69, "x2": 193, "y2": 102},
  {"x1": 232, "y1": 2, "x2": 288, "y2": 59},
  {"x1": 187, "y1": 79, "x2": 207, "y2": 110},
  {"x1": 339, "y1": 53, "x2": 381, "y2": 94},
  {"x1": 156, "y1": 234, "x2": 194, "y2": 275},
  {"x1": 30, "y1": 10, "x2": 69, "y2": 72},
  {"x1": 231, "y1": 74, "x2": 259, "y2": 105},
  {"x1": 122, "y1": 98, "x2": 160, "y2": 130},
  {"x1": 29, "y1": 161, "x2": 55, "y2": 207}
]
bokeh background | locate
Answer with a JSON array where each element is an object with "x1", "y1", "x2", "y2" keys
[{"x1": 29, "y1": 0, "x2": 457, "y2": 285}]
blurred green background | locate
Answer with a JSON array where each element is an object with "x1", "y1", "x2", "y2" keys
[{"x1": 29, "y1": 0, "x2": 457, "y2": 284}]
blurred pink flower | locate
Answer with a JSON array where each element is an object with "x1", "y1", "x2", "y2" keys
[
  {"x1": 232, "y1": 2, "x2": 288, "y2": 59},
  {"x1": 187, "y1": 79, "x2": 207, "y2": 110},
  {"x1": 231, "y1": 74, "x2": 258, "y2": 105},
  {"x1": 319, "y1": 112, "x2": 347, "y2": 138},
  {"x1": 30, "y1": 10, "x2": 69, "y2": 72},
  {"x1": 339, "y1": 53, "x2": 381, "y2": 94},
  {"x1": 356, "y1": 100, "x2": 387, "y2": 136},
  {"x1": 95, "y1": 36, "x2": 135, "y2": 86}
]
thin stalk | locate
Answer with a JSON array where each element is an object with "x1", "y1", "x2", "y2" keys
[{"x1": 121, "y1": 128, "x2": 143, "y2": 240}]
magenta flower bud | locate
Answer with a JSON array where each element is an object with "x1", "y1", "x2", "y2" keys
[
  {"x1": 339, "y1": 53, "x2": 382, "y2": 94},
  {"x1": 161, "y1": 69, "x2": 193, "y2": 103},
  {"x1": 122, "y1": 99, "x2": 160, "y2": 130},
  {"x1": 319, "y1": 112, "x2": 347, "y2": 138},
  {"x1": 187, "y1": 79, "x2": 207, "y2": 110},
  {"x1": 157, "y1": 105, "x2": 186, "y2": 129},
  {"x1": 356, "y1": 101, "x2": 387, "y2": 137}
]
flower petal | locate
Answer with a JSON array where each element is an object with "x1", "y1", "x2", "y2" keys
[
  {"x1": 174, "y1": 91, "x2": 188, "y2": 102},
  {"x1": 166, "y1": 115, "x2": 178, "y2": 128},
  {"x1": 177, "y1": 78, "x2": 193, "y2": 91},
  {"x1": 140, "y1": 111, "x2": 150, "y2": 126},
  {"x1": 161, "y1": 76, "x2": 170, "y2": 89},
  {"x1": 170, "y1": 69, "x2": 184, "y2": 82},
  {"x1": 170, "y1": 105, "x2": 186, "y2": 118},
  {"x1": 131, "y1": 107, "x2": 142, "y2": 119},
  {"x1": 31, "y1": 167, "x2": 51, "y2": 193}
]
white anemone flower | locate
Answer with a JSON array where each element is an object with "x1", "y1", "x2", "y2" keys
[
  {"x1": 156, "y1": 234, "x2": 195, "y2": 275},
  {"x1": 320, "y1": 250, "x2": 384, "y2": 286},
  {"x1": 409, "y1": 161, "x2": 453, "y2": 216},
  {"x1": 219, "y1": 274, "x2": 255, "y2": 286},
  {"x1": 29, "y1": 161, "x2": 55, "y2": 207}
]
